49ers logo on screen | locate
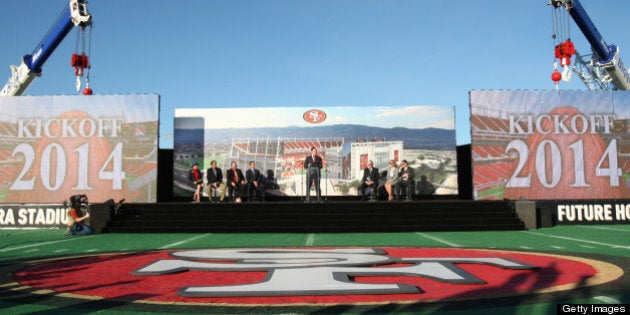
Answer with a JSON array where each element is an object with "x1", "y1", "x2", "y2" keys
[
  {"x1": 303, "y1": 109, "x2": 327, "y2": 124},
  {"x1": 13, "y1": 247, "x2": 621, "y2": 305}
]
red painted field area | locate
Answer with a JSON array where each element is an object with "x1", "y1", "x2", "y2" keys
[{"x1": 13, "y1": 247, "x2": 614, "y2": 306}]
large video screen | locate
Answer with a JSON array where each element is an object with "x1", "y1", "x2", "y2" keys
[
  {"x1": 174, "y1": 105, "x2": 456, "y2": 199},
  {"x1": 471, "y1": 90, "x2": 630, "y2": 200},
  {"x1": 0, "y1": 94, "x2": 159, "y2": 203}
]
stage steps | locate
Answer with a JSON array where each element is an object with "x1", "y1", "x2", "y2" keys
[{"x1": 102, "y1": 200, "x2": 526, "y2": 233}]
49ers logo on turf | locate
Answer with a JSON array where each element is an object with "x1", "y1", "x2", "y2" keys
[
  {"x1": 132, "y1": 248, "x2": 539, "y2": 297},
  {"x1": 12, "y1": 247, "x2": 623, "y2": 306}
]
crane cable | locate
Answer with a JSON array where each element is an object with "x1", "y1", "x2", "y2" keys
[
  {"x1": 550, "y1": 2, "x2": 574, "y2": 86},
  {"x1": 551, "y1": 4, "x2": 562, "y2": 88},
  {"x1": 73, "y1": 22, "x2": 92, "y2": 94},
  {"x1": 85, "y1": 25, "x2": 92, "y2": 93}
]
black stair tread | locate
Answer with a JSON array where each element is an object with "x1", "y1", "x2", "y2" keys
[{"x1": 103, "y1": 200, "x2": 526, "y2": 233}]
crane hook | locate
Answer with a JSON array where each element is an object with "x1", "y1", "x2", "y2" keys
[
  {"x1": 562, "y1": 64, "x2": 572, "y2": 82},
  {"x1": 75, "y1": 76, "x2": 81, "y2": 92}
]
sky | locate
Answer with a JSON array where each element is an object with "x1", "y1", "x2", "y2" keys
[{"x1": 2, "y1": 0, "x2": 630, "y2": 149}]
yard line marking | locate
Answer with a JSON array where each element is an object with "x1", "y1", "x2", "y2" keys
[
  {"x1": 579, "y1": 245, "x2": 595, "y2": 249},
  {"x1": 520, "y1": 246, "x2": 531, "y2": 249},
  {"x1": 415, "y1": 233, "x2": 461, "y2": 247},
  {"x1": 159, "y1": 234, "x2": 210, "y2": 249},
  {"x1": 24, "y1": 249, "x2": 39, "y2": 253},
  {"x1": 525, "y1": 231, "x2": 630, "y2": 250},
  {"x1": 54, "y1": 249, "x2": 69, "y2": 253},
  {"x1": 550, "y1": 245, "x2": 564, "y2": 249},
  {"x1": 580, "y1": 226, "x2": 630, "y2": 233},
  {"x1": 0, "y1": 236, "x2": 93, "y2": 253},
  {"x1": 84, "y1": 249, "x2": 98, "y2": 253},
  {"x1": 594, "y1": 296, "x2": 621, "y2": 304},
  {"x1": 304, "y1": 233, "x2": 316, "y2": 246}
]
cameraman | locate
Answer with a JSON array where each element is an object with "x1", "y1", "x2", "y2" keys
[{"x1": 65, "y1": 194, "x2": 94, "y2": 236}]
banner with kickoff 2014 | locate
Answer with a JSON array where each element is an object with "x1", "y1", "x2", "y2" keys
[
  {"x1": 0, "y1": 94, "x2": 159, "y2": 207},
  {"x1": 470, "y1": 90, "x2": 630, "y2": 200}
]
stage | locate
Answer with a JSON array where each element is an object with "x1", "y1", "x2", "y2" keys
[{"x1": 101, "y1": 198, "x2": 535, "y2": 233}]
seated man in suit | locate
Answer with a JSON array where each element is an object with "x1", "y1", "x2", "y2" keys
[
  {"x1": 358, "y1": 160, "x2": 379, "y2": 201},
  {"x1": 226, "y1": 161, "x2": 246, "y2": 202},
  {"x1": 206, "y1": 160, "x2": 226, "y2": 203},
  {"x1": 396, "y1": 159, "x2": 415, "y2": 201},
  {"x1": 246, "y1": 161, "x2": 265, "y2": 202}
]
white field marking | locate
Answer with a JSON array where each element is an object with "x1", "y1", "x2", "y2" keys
[
  {"x1": 0, "y1": 235, "x2": 93, "y2": 253},
  {"x1": 594, "y1": 296, "x2": 621, "y2": 304},
  {"x1": 520, "y1": 246, "x2": 532, "y2": 249},
  {"x1": 304, "y1": 233, "x2": 316, "y2": 246},
  {"x1": 23, "y1": 249, "x2": 39, "y2": 253},
  {"x1": 525, "y1": 231, "x2": 630, "y2": 250},
  {"x1": 580, "y1": 225, "x2": 630, "y2": 233},
  {"x1": 84, "y1": 249, "x2": 98, "y2": 253},
  {"x1": 54, "y1": 249, "x2": 70, "y2": 253},
  {"x1": 159, "y1": 234, "x2": 210, "y2": 249},
  {"x1": 415, "y1": 233, "x2": 461, "y2": 247},
  {"x1": 580, "y1": 245, "x2": 596, "y2": 249},
  {"x1": 550, "y1": 245, "x2": 564, "y2": 249}
]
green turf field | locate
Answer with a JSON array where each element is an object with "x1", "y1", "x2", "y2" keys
[{"x1": 1, "y1": 225, "x2": 628, "y2": 314}]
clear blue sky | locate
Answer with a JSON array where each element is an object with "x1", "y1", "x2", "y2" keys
[{"x1": 2, "y1": 0, "x2": 630, "y2": 149}]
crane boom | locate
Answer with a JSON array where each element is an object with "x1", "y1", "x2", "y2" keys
[
  {"x1": 551, "y1": 0, "x2": 630, "y2": 90},
  {"x1": 0, "y1": 0, "x2": 91, "y2": 96}
]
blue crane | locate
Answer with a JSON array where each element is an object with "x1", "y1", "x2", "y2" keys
[
  {"x1": 550, "y1": 0, "x2": 630, "y2": 90},
  {"x1": 1, "y1": 0, "x2": 92, "y2": 96}
]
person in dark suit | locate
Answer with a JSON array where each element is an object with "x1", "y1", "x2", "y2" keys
[
  {"x1": 246, "y1": 161, "x2": 265, "y2": 202},
  {"x1": 226, "y1": 161, "x2": 246, "y2": 202},
  {"x1": 206, "y1": 160, "x2": 226, "y2": 203},
  {"x1": 304, "y1": 146, "x2": 323, "y2": 202},
  {"x1": 358, "y1": 160, "x2": 379, "y2": 201},
  {"x1": 396, "y1": 159, "x2": 415, "y2": 201}
]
